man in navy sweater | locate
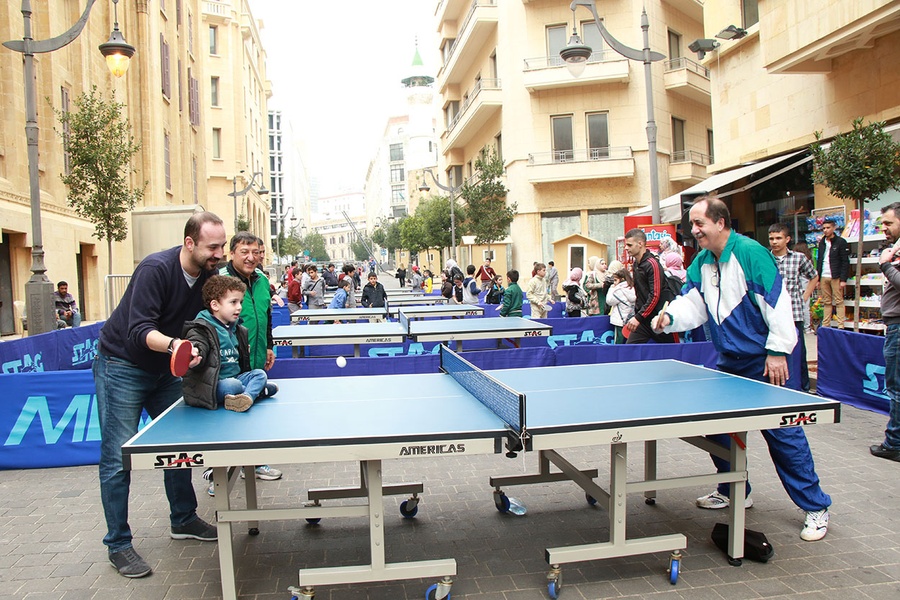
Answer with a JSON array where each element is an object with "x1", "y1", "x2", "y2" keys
[{"x1": 94, "y1": 212, "x2": 227, "y2": 578}]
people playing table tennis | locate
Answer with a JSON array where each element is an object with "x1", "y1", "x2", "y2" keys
[
  {"x1": 303, "y1": 264, "x2": 327, "y2": 310},
  {"x1": 525, "y1": 263, "x2": 554, "y2": 318},
  {"x1": 328, "y1": 278, "x2": 352, "y2": 323},
  {"x1": 499, "y1": 270, "x2": 523, "y2": 317},
  {"x1": 361, "y1": 272, "x2": 388, "y2": 308},
  {"x1": 450, "y1": 273, "x2": 466, "y2": 304},
  {"x1": 652, "y1": 196, "x2": 831, "y2": 542}
]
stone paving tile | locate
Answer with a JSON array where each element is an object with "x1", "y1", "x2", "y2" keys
[{"x1": 0, "y1": 400, "x2": 897, "y2": 599}]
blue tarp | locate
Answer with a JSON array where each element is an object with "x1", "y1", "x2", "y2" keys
[{"x1": 815, "y1": 326, "x2": 889, "y2": 415}]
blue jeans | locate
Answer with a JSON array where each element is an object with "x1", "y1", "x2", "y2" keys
[
  {"x1": 94, "y1": 352, "x2": 199, "y2": 553},
  {"x1": 710, "y1": 352, "x2": 831, "y2": 512},
  {"x1": 882, "y1": 324, "x2": 900, "y2": 449},
  {"x1": 215, "y1": 369, "x2": 268, "y2": 405}
]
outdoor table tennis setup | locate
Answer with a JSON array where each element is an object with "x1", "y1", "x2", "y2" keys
[
  {"x1": 290, "y1": 304, "x2": 483, "y2": 323},
  {"x1": 275, "y1": 310, "x2": 546, "y2": 357},
  {"x1": 122, "y1": 346, "x2": 841, "y2": 600}
]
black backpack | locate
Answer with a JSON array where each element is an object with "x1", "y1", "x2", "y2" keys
[{"x1": 711, "y1": 523, "x2": 774, "y2": 563}]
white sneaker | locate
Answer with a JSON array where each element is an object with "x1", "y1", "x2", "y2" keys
[
  {"x1": 207, "y1": 480, "x2": 215, "y2": 497},
  {"x1": 800, "y1": 508, "x2": 829, "y2": 541},
  {"x1": 239, "y1": 465, "x2": 283, "y2": 481},
  {"x1": 696, "y1": 491, "x2": 753, "y2": 509}
]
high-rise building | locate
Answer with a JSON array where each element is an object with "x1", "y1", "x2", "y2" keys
[{"x1": 268, "y1": 109, "x2": 311, "y2": 262}]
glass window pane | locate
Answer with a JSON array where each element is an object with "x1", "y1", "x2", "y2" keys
[
  {"x1": 587, "y1": 113, "x2": 609, "y2": 158},
  {"x1": 672, "y1": 118, "x2": 685, "y2": 154},
  {"x1": 552, "y1": 116, "x2": 573, "y2": 161},
  {"x1": 547, "y1": 25, "x2": 567, "y2": 66},
  {"x1": 582, "y1": 21, "x2": 604, "y2": 60}
]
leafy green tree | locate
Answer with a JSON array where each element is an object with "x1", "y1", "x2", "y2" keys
[
  {"x1": 460, "y1": 149, "x2": 515, "y2": 253},
  {"x1": 53, "y1": 85, "x2": 145, "y2": 273},
  {"x1": 351, "y1": 235, "x2": 373, "y2": 261},
  {"x1": 811, "y1": 117, "x2": 900, "y2": 331},
  {"x1": 280, "y1": 226, "x2": 302, "y2": 259},
  {"x1": 236, "y1": 214, "x2": 250, "y2": 233},
  {"x1": 384, "y1": 219, "x2": 403, "y2": 255},
  {"x1": 400, "y1": 214, "x2": 428, "y2": 257},
  {"x1": 301, "y1": 231, "x2": 330, "y2": 262}
]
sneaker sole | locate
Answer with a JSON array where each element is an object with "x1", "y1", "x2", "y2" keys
[
  {"x1": 224, "y1": 395, "x2": 253, "y2": 412},
  {"x1": 697, "y1": 498, "x2": 753, "y2": 509},
  {"x1": 170, "y1": 532, "x2": 217, "y2": 541},
  {"x1": 109, "y1": 559, "x2": 152, "y2": 578},
  {"x1": 800, "y1": 529, "x2": 827, "y2": 541},
  {"x1": 254, "y1": 472, "x2": 281, "y2": 481}
]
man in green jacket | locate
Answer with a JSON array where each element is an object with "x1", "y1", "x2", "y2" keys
[{"x1": 218, "y1": 232, "x2": 282, "y2": 484}]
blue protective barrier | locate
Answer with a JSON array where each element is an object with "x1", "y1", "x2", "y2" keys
[
  {"x1": 815, "y1": 326, "x2": 889, "y2": 415},
  {"x1": 0, "y1": 322, "x2": 102, "y2": 373}
]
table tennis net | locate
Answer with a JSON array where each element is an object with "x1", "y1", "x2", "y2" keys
[{"x1": 439, "y1": 345, "x2": 525, "y2": 433}]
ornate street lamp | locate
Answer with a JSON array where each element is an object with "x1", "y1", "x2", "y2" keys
[
  {"x1": 3, "y1": 0, "x2": 135, "y2": 334},
  {"x1": 560, "y1": 0, "x2": 665, "y2": 223},
  {"x1": 228, "y1": 170, "x2": 269, "y2": 234}
]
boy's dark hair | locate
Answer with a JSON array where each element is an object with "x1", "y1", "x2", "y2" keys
[
  {"x1": 507, "y1": 270, "x2": 519, "y2": 283},
  {"x1": 453, "y1": 273, "x2": 464, "y2": 282},
  {"x1": 202, "y1": 275, "x2": 246, "y2": 310},
  {"x1": 768, "y1": 223, "x2": 790, "y2": 236},
  {"x1": 307, "y1": 264, "x2": 317, "y2": 273},
  {"x1": 534, "y1": 262, "x2": 546, "y2": 272},
  {"x1": 466, "y1": 264, "x2": 476, "y2": 275},
  {"x1": 343, "y1": 264, "x2": 355, "y2": 274},
  {"x1": 338, "y1": 278, "x2": 351, "y2": 289},
  {"x1": 368, "y1": 271, "x2": 378, "y2": 279},
  {"x1": 548, "y1": 260, "x2": 554, "y2": 266},
  {"x1": 624, "y1": 228, "x2": 646, "y2": 243}
]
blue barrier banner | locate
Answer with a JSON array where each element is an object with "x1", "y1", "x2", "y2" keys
[
  {"x1": 816, "y1": 327, "x2": 888, "y2": 415},
  {"x1": 0, "y1": 322, "x2": 103, "y2": 373},
  {"x1": 554, "y1": 341, "x2": 718, "y2": 368}
]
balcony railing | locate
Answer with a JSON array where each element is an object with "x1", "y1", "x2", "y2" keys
[
  {"x1": 664, "y1": 56, "x2": 709, "y2": 78},
  {"x1": 442, "y1": 0, "x2": 498, "y2": 67},
  {"x1": 671, "y1": 150, "x2": 712, "y2": 165},
  {"x1": 524, "y1": 49, "x2": 616, "y2": 70},
  {"x1": 203, "y1": 0, "x2": 228, "y2": 17},
  {"x1": 528, "y1": 146, "x2": 633, "y2": 165},
  {"x1": 446, "y1": 78, "x2": 501, "y2": 133}
]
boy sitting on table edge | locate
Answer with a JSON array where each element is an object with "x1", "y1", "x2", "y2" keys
[{"x1": 181, "y1": 275, "x2": 277, "y2": 413}]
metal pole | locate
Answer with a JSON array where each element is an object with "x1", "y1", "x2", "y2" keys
[
  {"x1": 641, "y1": 8, "x2": 661, "y2": 224},
  {"x1": 232, "y1": 178, "x2": 238, "y2": 234},
  {"x1": 450, "y1": 192, "x2": 457, "y2": 261}
]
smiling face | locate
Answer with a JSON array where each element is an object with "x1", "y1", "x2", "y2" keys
[
  {"x1": 186, "y1": 222, "x2": 227, "y2": 274},
  {"x1": 883, "y1": 209, "x2": 900, "y2": 244},
  {"x1": 210, "y1": 289, "x2": 244, "y2": 325},
  {"x1": 689, "y1": 200, "x2": 728, "y2": 256},
  {"x1": 231, "y1": 241, "x2": 260, "y2": 278}
]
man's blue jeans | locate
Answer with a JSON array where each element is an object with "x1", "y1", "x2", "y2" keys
[
  {"x1": 215, "y1": 369, "x2": 268, "y2": 405},
  {"x1": 882, "y1": 323, "x2": 900, "y2": 449},
  {"x1": 94, "y1": 352, "x2": 199, "y2": 553}
]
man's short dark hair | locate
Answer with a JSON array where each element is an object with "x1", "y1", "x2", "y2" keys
[
  {"x1": 466, "y1": 264, "x2": 476, "y2": 275},
  {"x1": 230, "y1": 231, "x2": 258, "y2": 253},
  {"x1": 338, "y1": 278, "x2": 351, "y2": 289},
  {"x1": 693, "y1": 196, "x2": 731, "y2": 229},
  {"x1": 57, "y1": 280, "x2": 68, "y2": 288},
  {"x1": 507, "y1": 269, "x2": 519, "y2": 283},
  {"x1": 624, "y1": 228, "x2": 646, "y2": 243},
  {"x1": 768, "y1": 223, "x2": 790, "y2": 236},
  {"x1": 823, "y1": 216, "x2": 838, "y2": 225},
  {"x1": 202, "y1": 275, "x2": 246, "y2": 310},
  {"x1": 548, "y1": 260, "x2": 554, "y2": 266},
  {"x1": 883, "y1": 202, "x2": 900, "y2": 216},
  {"x1": 184, "y1": 211, "x2": 224, "y2": 242}
]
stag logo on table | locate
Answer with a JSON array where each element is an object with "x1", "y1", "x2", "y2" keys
[
  {"x1": 863, "y1": 363, "x2": 889, "y2": 400},
  {"x1": 2, "y1": 352, "x2": 44, "y2": 374},
  {"x1": 71, "y1": 338, "x2": 98, "y2": 367}
]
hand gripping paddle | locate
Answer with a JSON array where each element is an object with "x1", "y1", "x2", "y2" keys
[{"x1": 169, "y1": 339, "x2": 194, "y2": 377}]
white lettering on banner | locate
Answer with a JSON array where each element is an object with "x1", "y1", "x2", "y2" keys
[
  {"x1": 5, "y1": 395, "x2": 152, "y2": 446},
  {"x1": 863, "y1": 363, "x2": 889, "y2": 400},
  {"x1": 71, "y1": 338, "x2": 98, "y2": 367},
  {"x1": 2, "y1": 353, "x2": 44, "y2": 373}
]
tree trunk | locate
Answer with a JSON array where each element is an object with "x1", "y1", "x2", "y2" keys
[
  {"x1": 854, "y1": 198, "x2": 864, "y2": 333},
  {"x1": 108, "y1": 238, "x2": 113, "y2": 276}
]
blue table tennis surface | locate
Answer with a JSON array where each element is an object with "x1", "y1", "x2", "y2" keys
[{"x1": 124, "y1": 360, "x2": 838, "y2": 454}]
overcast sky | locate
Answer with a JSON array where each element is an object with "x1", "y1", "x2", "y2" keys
[{"x1": 251, "y1": 1, "x2": 439, "y2": 197}]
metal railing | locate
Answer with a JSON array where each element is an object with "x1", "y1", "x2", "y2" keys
[
  {"x1": 104, "y1": 274, "x2": 132, "y2": 319},
  {"x1": 447, "y1": 78, "x2": 502, "y2": 133},
  {"x1": 442, "y1": 0, "x2": 498, "y2": 67},
  {"x1": 663, "y1": 56, "x2": 710, "y2": 78},
  {"x1": 523, "y1": 49, "x2": 619, "y2": 70},
  {"x1": 671, "y1": 150, "x2": 712, "y2": 165},
  {"x1": 528, "y1": 146, "x2": 633, "y2": 165}
]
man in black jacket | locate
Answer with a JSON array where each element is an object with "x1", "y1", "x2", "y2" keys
[
  {"x1": 623, "y1": 228, "x2": 676, "y2": 344},
  {"x1": 815, "y1": 218, "x2": 850, "y2": 328}
]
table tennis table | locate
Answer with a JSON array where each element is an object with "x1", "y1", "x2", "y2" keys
[
  {"x1": 273, "y1": 321, "x2": 407, "y2": 357},
  {"x1": 122, "y1": 347, "x2": 840, "y2": 600},
  {"x1": 290, "y1": 306, "x2": 387, "y2": 322},
  {"x1": 387, "y1": 303, "x2": 483, "y2": 319}
]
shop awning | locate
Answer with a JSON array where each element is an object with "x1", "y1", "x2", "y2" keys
[{"x1": 628, "y1": 150, "x2": 809, "y2": 223}]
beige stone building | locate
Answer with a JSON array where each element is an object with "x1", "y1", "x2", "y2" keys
[
  {"x1": 434, "y1": 0, "x2": 711, "y2": 276},
  {"x1": 0, "y1": 0, "x2": 271, "y2": 335}
]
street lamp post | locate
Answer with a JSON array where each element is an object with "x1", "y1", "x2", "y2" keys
[
  {"x1": 3, "y1": 0, "x2": 135, "y2": 335},
  {"x1": 227, "y1": 170, "x2": 269, "y2": 234},
  {"x1": 561, "y1": 0, "x2": 665, "y2": 224},
  {"x1": 272, "y1": 206, "x2": 297, "y2": 264},
  {"x1": 419, "y1": 169, "x2": 461, "y2": 261}
]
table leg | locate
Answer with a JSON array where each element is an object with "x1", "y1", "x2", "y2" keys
[
  {"x1": 727, "y1": 432, "x2": 748, "y2": 564},
  {"x1": 213, "y1": 466, "x2": 238, "y2": 600}
]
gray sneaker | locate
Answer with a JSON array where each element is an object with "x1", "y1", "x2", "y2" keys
[
  {"x1": 109, "y1": 547, "x2": 152, "y2": 578},
  {"x1": 170, "y1": 518, "x2": 217, "y2": 541}
]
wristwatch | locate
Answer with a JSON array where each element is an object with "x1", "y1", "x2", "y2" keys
[{"x1": 167, "y1": 337, "x2": 179, "y2": 354}]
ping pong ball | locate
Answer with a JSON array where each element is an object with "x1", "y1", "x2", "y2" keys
[{"x1": 336, "y1": 356, "x2": 347, "y2": 368}]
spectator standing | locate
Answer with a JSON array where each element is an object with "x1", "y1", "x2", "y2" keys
[
  {"x1": 815, "y1": 217, "x2": 850, "y2": 328},
  {"x1": 303, "y1": 264, "x2": 327, "y2": 310},
  {"x1": 409, "y1": 265, "x2": 424, "y2": 292},
  {"x1": 606, "y1": 268, "x2": 636, "y2": 344},
  {"x1": 561, "y1": 268, "x2": 586, "y2": 317},
  {"x1": 546, "y1": 261, "x2": 560, "y2": 301},
  {"x1": 445, "y1": 259, "x2": 464, "y2": 282},
  {"x1": 360, "y1": 272, "x2": 388, "y2": 308},
  {"x1": 439, "y1": 270, "x2": 453, "y2": 299},
  {"x1": 462, "y1": 265, "x2": 480, "y2": 304},
  {"x1": 654, "y1": 197, "x2": 831, "y2": 542},
  {"x1": 475, "y1": 258, "x2": 497, "y2": 293},
  {"x1": 395, "y1": 264, "x2": 407, "y2": 288},
  {"x1": 450, "y1": 273, "x2": 465, "y2": 304},
  {"x1": 339, "y1": 264, "x2": 359, "y2": 308},
  {"x1": 53, "y1": 280, "x2": 81, "y2": 327},
  {"x1": 624, "y1": 229, "x2": 676, "y2": 344},
  {"x1": 423, "y1": 269, "x2": 434, "y2": 294},
  {"x1": 328, "y1": 278, "x2": 353, "y2": 324},
  {"x1": 94, "y1": 212, "x2": 225, "y2": 578},
  {"x1": 499, "y1": 270, "x2": 523, "y2": 317},
  {"x1": 582, "y1": 256, "x2": 610, "y2": 316},
  {"x1": 793, "y1": 242, "x2": 815, "y2": 333},
  {"x1": 525, "y1": 263, "x2": 553, "y2": 318},
  {"x1": 322, "y1": 264, "x2": 340, "y2": 290},
  {"x1": 485, "y1": 274, "x2": 504, "y2": 304}
]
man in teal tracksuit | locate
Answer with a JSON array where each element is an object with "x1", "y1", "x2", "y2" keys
[
  {"x1": 654, "y1": 197, "x2": 831, "y2": 542},
  {"x1": 219, "y1": 232, "x2": 282, "y2": 482}
]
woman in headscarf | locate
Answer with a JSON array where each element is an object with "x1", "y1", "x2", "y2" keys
[
  {"x1": 583, "y1": 256, "x2": 611, "y2": 315},
  {"x1": 561, "y1": 267, "x2": 586, "y2": 317}
]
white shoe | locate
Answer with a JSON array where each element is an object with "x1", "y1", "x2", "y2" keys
[
  {"x1": 800, "y1": 508, "x2": 829, "y2": 541},
  {"x1": 696, "y1": 491, "x2": 753, "y2": 509},
  {"x1": 239, "y1": 465, "x2": 283, "y2": 481}
]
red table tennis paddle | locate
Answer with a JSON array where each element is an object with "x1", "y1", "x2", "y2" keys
[{"x1": 169, "y1": 339, "x2": 193, "y2": 377}]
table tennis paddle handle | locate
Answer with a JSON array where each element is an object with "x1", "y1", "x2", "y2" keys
[{"x1": 169, "y1": 339, "x2": 193, "y2": 377}]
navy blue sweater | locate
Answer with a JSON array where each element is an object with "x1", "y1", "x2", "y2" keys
[{"x1": 99, "y1": 246, "x2": 215, "y2": 374}]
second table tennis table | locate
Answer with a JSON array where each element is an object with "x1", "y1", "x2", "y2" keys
[{"x1": 122, "y1": 347, "x2": 840, "y2": 600}]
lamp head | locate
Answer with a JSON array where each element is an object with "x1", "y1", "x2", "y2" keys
[
  {"x1": 687, "y1": 38, "x2": 720, "y2": 60},
  {"x1": 418, "y1": 182, "x2": 431, "y2": 193},
  {"x1": 716, "y1": 25, "x2": 748, "y2": 41},
  {"x1": 258, "y1": 185, "x2": 269, "y2": 195},
  {"x1": 99, "y1": 27, "x2": 135, "y2": 77},
  {"x1": 560, "y1": 30, "x2": 592, "y2": 77}
]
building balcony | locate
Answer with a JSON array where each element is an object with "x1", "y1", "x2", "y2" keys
[
  {"x1": 438, "y1": 0, "x2": 498, "y2": 88},
  {"x1": 526, "y1": 147, "x2": 635, "y2": 184},
  {"x1": 523, "y1": 50, "x2": 629, "y2": 92},
  {"x1": 662, "y1": 0, "x2": 704, "y2": 21},
  {"x1": 663, "y1": 57, "x2": 710, "y2": 104},
  {"x1": 442, "y1": 79, "x2": 502, "y2": 152},
  {"x1": 202, "y1": 0, "x2": 231, "y2": 24},
  {"x1": 668, "y1": 150, "x2": 711, "y2": 184}
]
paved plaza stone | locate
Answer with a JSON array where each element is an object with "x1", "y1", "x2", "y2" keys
[{"x1": 1, "y1": 402, "x2": 899, "y2": 600}]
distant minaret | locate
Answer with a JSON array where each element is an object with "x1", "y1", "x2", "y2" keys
[{"x1": 401, "y1": 39, "x2": 436, "y2": 171}]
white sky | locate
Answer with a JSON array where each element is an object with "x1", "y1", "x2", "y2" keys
[{"x1": 250, "y1": 1, "x2": 439, "y2": 197}]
